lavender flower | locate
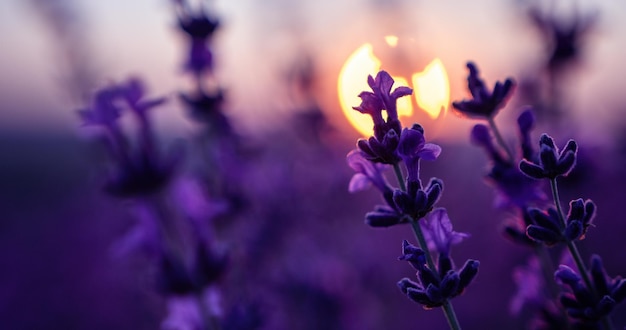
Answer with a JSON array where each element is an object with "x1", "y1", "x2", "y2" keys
[
  {"x1": 528, "y1": 7, "x2": 597, "y2": 72},
  {"x1": 510, "y1": 257, "x2": 545, "y2": 315},
  {"x1": 526, "y1": 199, "x2": 596, "y2": 245},
  {"x1": 420, "y1": 208, "x2": 469, "y2": 256},
  {"x1": 79, "y1": 78, "x2": 182, "y2": 197},
  {"x1": 469, "y1": 110, "x2": 546, "y2": 209},
  {"x1": 555, "y1": 256, "x2": 626, "y2": 324},
  {"x1": 397, "y1": 125, "x2": 442, "y2": 188},
  {"x1": 346, "y1": 149, "x2": 391, "y2": 194},
  {"x1": 174, "y1": 0, "x2": 219, "y2": 76},
  {"x1": 452, "y1": 62, "x2": 515, "y2": 119},
  {"x1": 397, "y1": 241, "x2": 479, "y2": 309},
  {"x1": 392, "y1": 177, "x2": 443, "y2": 220},
  {"x1": 354, "y1": 70, "x2": 412, "y2": 164},
  {"x1": 519, "y1": 134, "x2": 577, "y2": 180}
]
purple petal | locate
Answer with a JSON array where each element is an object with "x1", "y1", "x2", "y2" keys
[
  {"x1": 349, "y1": 173, "x2": 371, "y2": 193},
  {"x1": 417, "y1": 143, "x2": 442, "y2": 161},
  {"x1": 375, "y1": 71, "x2": 395, "y2": 95},
  {"x1": 391, "y1": 86, "x2": 413, "y2": 99}
]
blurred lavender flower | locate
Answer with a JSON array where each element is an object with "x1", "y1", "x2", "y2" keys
[
  {"x1": 354, "y1": 71, "x2": 412, "y2": 165},
  {"x1": 520, "y1": 134, "x2": 577, "y2": 180},
  {"x1": 397, "y1": 240, "x2": 479, "y2": 309},
  {"x1": 173, "y1": 0, "x2": 219, "y2": 76},
  {"x1": 510, "y1": 256, "x2": 545, "y2": 315},
  {"x1": 452, "y1": 62, "x2": 515, "y2": 119},
  {"x1": 420, "y1": 208, "x2": 469, "y2": 256},
  {"x1": 555, "y1": 256, "x2": 626, "y2": 324},
  {"x1": 469, "y1": 109, "x2": 546, "y2": 210},
  {"x1": 527, "y1": 5, "x2": 597, "y2": 73},
  {"x1": 78, "y1": 78, "x2": 182, "y2": 197}
]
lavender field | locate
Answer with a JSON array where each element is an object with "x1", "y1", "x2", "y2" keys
[{"x1": 2, "y1": 0, "x2": 626, "y2": 329}]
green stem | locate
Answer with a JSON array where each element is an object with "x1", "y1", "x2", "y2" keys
[
  {"x1": 549, "y1": 179, "x2": 614, "y2": 330},
  {"x1": 487, "y1": 116, "x2": 514, "y2": 163},
  {"x1": 393, "y1": 163, "x2": 406, "y2": 192}
]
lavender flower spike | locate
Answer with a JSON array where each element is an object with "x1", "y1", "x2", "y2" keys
[
  {"x1": 420, "y1": 208, "x2": 469, "y2": 256},
  {"x1": 398, "y1": 240, "x2": 479, "y2": 309},
  {"x1": 452, "y1": 62, "x2": 515, "y2": 119},
  {"x1": 519, "y1": 133, "x2": 577, "y2": 180},
  {"x1": 555, "y1": 255, "x2": 626, "y2": 323}
]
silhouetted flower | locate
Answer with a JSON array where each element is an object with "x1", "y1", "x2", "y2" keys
[
  {"x1": 397, "y1": 241, "x2": 479, "y2": 309},
  {"x1": 528, "y1": 7, "x2": 597, "y2": 72},
  {"x1": 175, "y1": 0, "x2": 219, "y2": 75},
  {"x1": 452, "y1": 62, "x2": 515, "y2": 119},
  {"x1": 78, "y1": 84, "x2": 122, "y2": 128},
  {"x1": 520, "y1": 134, "x2": 577, "y2": 180},
  {"x1": 354, "y1": 70, "x2": 412, "y2": 164},
  {"x1": 555, "y1": 255, "x2": 626, "y2": 323}
]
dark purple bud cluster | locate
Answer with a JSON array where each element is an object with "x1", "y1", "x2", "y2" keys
[
  {"x1": 451, "y1": 62, "x2": 515, "y2": 119},
  {"x1": 397, "y1": 241, "x2": 479, "y2": 309},
  {"x1": 555, "y1": 256, "x2": 626, "y2": 323},
  {"x1": 392, "y1": 178, "x2": 443, "y2": 220},
  {"x1": 520, "y1": 134, "x2": 577, "y2": 180},
  {"x1": 525, "y1": 199, "x2": 595, "y2": 245}
]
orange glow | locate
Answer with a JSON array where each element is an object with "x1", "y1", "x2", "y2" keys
[
  {"x1": 412, "y1": 58, "x2": 449, "y2": 119},
  {"x1": 338, "y1": 39, "x2": 450, "y2": 137}
]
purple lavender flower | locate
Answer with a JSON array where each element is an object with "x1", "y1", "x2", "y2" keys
[
  {"x1": 397, "y1": 124, "x2": 442, "y2": 187},
  {"x1": 525, "y1": 198, "x2": 596, "y2": 245},
  {"x1": 174, "y1": 0, "x2": 219, "y2": 76},
  {"x1": 420, "y1": 208, "x2": 469, "y2": 256},
  {"x1": 470, "y1": 117, "x2": 546, "y2": 209},
  {"x1": 354, "y1": 70, "x2": 412, "y2": 164},
  {"x1": 520, "y1": 133, "x2": 577, "y2": 180},
  {"x1": 346, "y1": 149, "x2": 391, "y2": 194},
  {"x1": 78, "y1": 84, "x2": 122, "y2": 128},
  {"x1": 528, "y1": 7, "x2": 597, "y2": 72},
  {"x1": 555, "y1": 255, "x2": 626, "y2": 324},
  {"x1": 452, "y1": 62, "x2": 515, "y2": 119},
  {"x1": 392, "y1": 177, "x2": 443, "y2": 220},
  {"x1": 510, "y1": 257, "x2": 545, "y2": 315},
  {"x1": 78, "y1": 78, "x2": 182, "y2": 197},
  {"x1": 397, "y1": 241, "x2": 479, "y2": 309}
]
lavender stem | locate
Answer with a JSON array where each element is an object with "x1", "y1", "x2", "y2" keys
[
  {"x1": 487, "y1": 116, "x2": 514, "y2": 163},
  {"x1": 549, "y1": 179, "x2": 614, "y2": 330},
  {"x1": 395, "y1": 163, "x2": 462, "y2": 330}
]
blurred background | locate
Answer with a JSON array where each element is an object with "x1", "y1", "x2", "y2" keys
[{"x1": 2, "y1": 0, "x2": 626, "y2": 329}]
